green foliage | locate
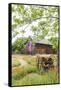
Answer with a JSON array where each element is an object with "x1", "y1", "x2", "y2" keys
[
  {"x1": 12, "y1": 38, "x2": 24, "y2": 53},
  {"x1": 12, "y1": 37, "x2": 29, "y2": 53},
  {"x1": 12, "y1": 4, "x2": 59, "y2": 50},
  {"x1": 12, "y1": 5, "x2": 58, "y2": 28},
  {"x1": 30, "y1": 6, "x2": 43, "y2": 19},
  {"x1": 49, "y1": 37, "x2": 58, "y2": 49},
  {"x1": 12, "y1": 31, "x2": 19, "y2": 38}
]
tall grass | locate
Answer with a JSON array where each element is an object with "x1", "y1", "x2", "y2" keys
[
  {"x1": 12, "y1": 54, "x2": 59, "y2": 86},
  {"x1": 12, "y1": 70, "x2": 58, "y2": 86},
  {"x1": 12, "y1": 65, "x2": 38, "y2": 80},
  {"x1": 12, "y1": 60, "x2": 21, "y2": 67},
  {"x1": 23, "y1": 55, "x2": 36, "y2": 65}
]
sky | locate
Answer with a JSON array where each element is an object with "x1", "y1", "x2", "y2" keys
[
  {"x1": 12, "y1": 17, "x2": 58, "y2": 43},
  {"x1": 12, "y1": 19, "x2": 40, "y2": 43}
]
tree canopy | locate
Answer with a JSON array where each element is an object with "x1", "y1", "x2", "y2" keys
[{"x1": 12, "y1": 4, "x2": 59, "y2": 49}]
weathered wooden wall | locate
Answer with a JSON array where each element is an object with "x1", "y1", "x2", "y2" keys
[{"x1": 35, "y1": 44, "x2": 53, "y2": 54}]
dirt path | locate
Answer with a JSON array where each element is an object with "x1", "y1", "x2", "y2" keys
[
  {"x1": 13, "y1": 59, "x2": 28, "y2": 70},
  {"x1": 19, "y1": 59, "x2": 28, "y2": 66}
]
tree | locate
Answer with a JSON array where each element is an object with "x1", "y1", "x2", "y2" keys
[
  {"x1": 12, "y1": 37, "x2": 29, "y2": 53},
  {"x1": 12, "y1": 4, "x2": 59, "y2": 49}
]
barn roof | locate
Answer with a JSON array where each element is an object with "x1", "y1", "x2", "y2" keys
[{"x1": 36, "y1": 39, "x2": 52, "y2": 45}]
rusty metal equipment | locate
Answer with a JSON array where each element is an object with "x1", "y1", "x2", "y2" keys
[{"x1": 36, "y1": 54, "x2": 54, "y2": 71}]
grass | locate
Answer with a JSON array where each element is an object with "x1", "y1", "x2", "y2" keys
[
  {"x1": 12, "y1": 54, "x2": 59, "y2": 86},
  {"x1": 12, "y1": 60, "x2": 21, "y2": 67},
  {"x1": 23, "y1": 55, "x2": 36, "y2": 65},
  {"x1": 12, "y1": 65, "x2": 38, "y2": 80},
  {"x1": 12, "y1": 70, "x2": 58, "y2": 86},
  {"x1": 21, "y1": 70, "x2": 58, "y2": 85}
]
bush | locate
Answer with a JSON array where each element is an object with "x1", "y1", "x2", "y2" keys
[{"x1": 12, "y1": 37, "x2": 28, "y2": 53}]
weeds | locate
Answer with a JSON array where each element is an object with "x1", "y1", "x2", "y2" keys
[{"x1": 12, "y1": 54, "x2": 59, "y2": 86}]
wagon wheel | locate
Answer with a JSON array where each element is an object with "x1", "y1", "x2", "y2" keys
[
  {"x1": 48, "y1": 58, "x2": 54, "y2": 68},
  {"x1": 41, "y1": 57, "x2": 49, "y2": 71}
]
